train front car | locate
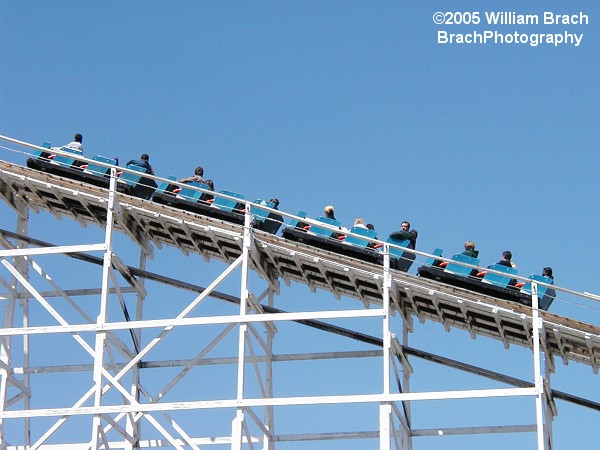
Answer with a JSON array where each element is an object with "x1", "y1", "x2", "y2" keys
[
  {"x1": 417, "y1": 254, "x2": 555, "y2": 310},
  {"x1": 26, "y1": 145, "x2": 157, "y2": 199}
]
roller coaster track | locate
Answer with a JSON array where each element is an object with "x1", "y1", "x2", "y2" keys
[
  {"x1": 1, "y1": 159, "x2": 599, "y2": 371},
  {"x1": 1, "y1": 154, "x2": 599, "y2": 449}
]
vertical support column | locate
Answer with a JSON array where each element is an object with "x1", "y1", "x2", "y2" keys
[
  {"x1": 0, "y1": 289, "x2": 13, "y2": 448},
  {"x1": 232, "y1": 203, "x2": 252, "y2": 450},
  {"x1": 402, "y1": 320, "x2": 413, "y2": 450},
  {"x1": 0, "y1": 200, "x2": 29, "y2": 447},
  {"x1": 15, "y1": 200, "x2": 31, "y2": 448},
  {"x1": 91, "y1": 168, "x2": 118, "y2": 449},
  {"x1": 125, "y1": 249, "x2": 148, "y2": 450},
  {"x1": 531, "y1": 282, "x2": 546, "y2": 450},
  {"x1": 379, "y1": 244, "x2": 392, "y2": 450},
  {"x1": 543, "y1": 358, "x2": 554, "y2": 450},
  {"x1": 263, "y1": 287, "x2": 276, "y2": 450}
]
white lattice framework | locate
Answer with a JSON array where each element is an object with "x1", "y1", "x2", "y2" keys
[{"x1": 0, "y1": 137, "x2": 598, "y2": 449}]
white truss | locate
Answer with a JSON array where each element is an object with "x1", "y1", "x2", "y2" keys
[{"x1": 0, "y1": 140, "x2": 599, "y2": 449}]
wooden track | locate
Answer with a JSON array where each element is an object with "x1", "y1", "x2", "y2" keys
[{"x1": 1, "y1": 159, "x2": 599, "y2": 371}]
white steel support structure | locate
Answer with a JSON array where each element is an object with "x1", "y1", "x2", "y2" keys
[
  {"x1": 124, "y1": 246, "x2": 149, "y2": 450},
  {"x1": 0, "y1": 188, "x2": 567, "y2": 450},
  {"x1": 232, "y1": 203, "x2": 253, "y2": 449},
  {"x1": 0, "y1": 137, "x2": 598, "y2": 449},
  {"x1": 0, "y1": 191, "x2": 568, "y2": 450},
  {"x1": 380, "y1": 245, "x2": 393, "y2": 450},
  {"x1": 90, "y1": 169, "x2": 117, "y2": 448},
  {"x1": 531, "y1": 282, "x2": 552, "y2": 450},
  {"x1": 16, "y1": 199, "x2": 30, "y2": 449},
  {"x1": 0, "y1": 192, "x2": 30, "y2": 447}
]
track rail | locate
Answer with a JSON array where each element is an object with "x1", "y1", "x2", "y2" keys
[{"x1": 1, "y1": 159, "x2": 599, "y2": 371}]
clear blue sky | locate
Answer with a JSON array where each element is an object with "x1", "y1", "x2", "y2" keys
[{"x1": 1, "y1": 1, "x2": 599, "y2": 449}]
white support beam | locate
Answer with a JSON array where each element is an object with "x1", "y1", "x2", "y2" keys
[
  {"x1": 380, "y1": 244, "x2": 392, "y2": 450},
  {"x1": 0, "y1": 308, "x2": 386, "y2": 337},
  {"x1": 0, "y1": 388, "x2": 540, "y2": 419},
  {"x1": 91, "y1": 169, "x2": 118, "y2": 449},
  {"x1": 530, "y1": 282, "x2": 546, "y2": 450},
  {"x1": 0, "y1": 243, "x2": 106, "y2": 258}
]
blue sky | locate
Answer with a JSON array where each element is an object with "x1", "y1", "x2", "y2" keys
[{"x1": 1, "y1": 1, "x2": 599, "y2": 449}]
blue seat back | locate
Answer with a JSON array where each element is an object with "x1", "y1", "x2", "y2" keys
[
  {"x1": 251, "y1": 200, "x2": 275, "y2": 224},
  {"x1": 521, "y1": 275, "x2": 555, "y2": 310},
  {"x1": 155, "y1": 176, "x2": 178, "y2": 194},
  {"x1": 251, "y1": 200, "x2": 284, "y2": 234},
  {"x1": 385, "y1": 237, "x2": 414, "y2": 272},
  {"x1": 177, "y1": 181, "x2": 211, "y2": 202},
  {"x1": 33, "y1": 142, "x2": 53, "y2": 159},
  {"x1": 482, "y1": 264, "x2": 518, "y2": 288},
  {"x1": 386, "y1": 236, "x2": 410, "y2": 259},
  {"x1": 214, "y1": 190, "x2": 244, "y2": 212},
  {"x1": 541, "y1": 287, "x2": 556, "y2": 311},
  {"x1": 310, "y1": 216, "x2": 342, "y2": 238},
  {"x1": 424, "y1": 248, "x2": 444, "y2": 266},
  {"x1": 345, "y1": 227, "x2": 377, "y2": 248},
  {"x1": 287, "y1": 211, "x2": 307, "y2": 230},
  {"x1": 83, "y1": 155, "x2": 117, "y2": 177},
  {"x1": 53, "y1": 146, "x2": 81, "y2": 168},
  {"x1": 445, "y1": 254, "x2": 480, "y2": 277},
  {"x1": 119, "y1": 164, "x2": 157, "y2": 199},
  {"x1": 120, "y1": 164, "x2": 148, "y2": 187},
  {"x1": 263, "y1": 211, "x2": 284, "y2": 234}
]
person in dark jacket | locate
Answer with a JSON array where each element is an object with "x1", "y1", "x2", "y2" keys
[
  {"x1": 389, "y1": 221, "x2": 417, "y2": 249},
  {"x1": 496, "y1": 250, "x2": 515, "y2": 268},
  {"x1": 127, "y1": 153, "x2": 154, "y2": 175}
]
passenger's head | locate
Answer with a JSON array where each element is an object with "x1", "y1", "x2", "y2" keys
[
  {"x1": 354, "y1": 217, "x2": 365, "y2": 226},
  {"x1": 502, "y1": 251, "x2": 512, "y2": 261},
  {"x1": 401, "y1": 221, "x2": 410, "y2": 231},
  {"x1": 205, "y1": 179, "x2": 214, "y2": 190},
  {"x1": 324, "y1": 205, "x2": 335, "y2": 218},
  {"x1": 74, "y1": 133, "x2": 83, "y2": 143},
  {"x1": 366, "y1": 223, "x2": 375, "y2": 230},
  {"x1": 464, "y1": 241, "x2": 476, "y2": 250},
  {"x1": 542, "y1": 267, "x2": 554, "y2": 279},
  {"x1": 269, "y1": 198, "x2": 280, "y2": 208},
  {"x1": 141, "y1": 153, "x2": 150, "y2": 161},
  {"x1": 194, "y1": 166, "x2": 204, "y2": 176}
]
